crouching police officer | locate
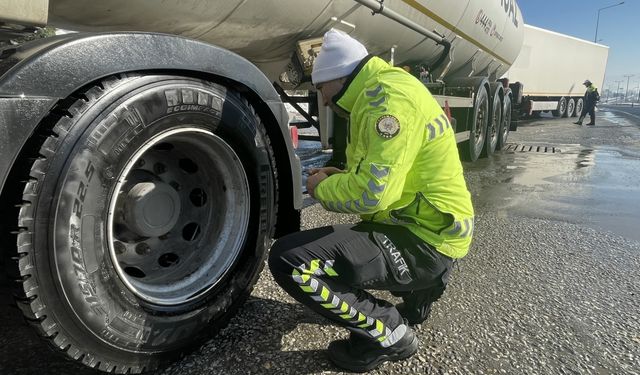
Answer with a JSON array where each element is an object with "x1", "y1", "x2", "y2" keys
[{"x1": 269, "y1": 29, "x2": 474, "y2": 372}]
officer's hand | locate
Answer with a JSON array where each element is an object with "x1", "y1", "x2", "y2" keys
[
  {"x1": 308, "y1": 166, "x2": 344, "y2": 176},
  {"x1": 306, "y1": 171, "x2": 328, "y2": 199}
]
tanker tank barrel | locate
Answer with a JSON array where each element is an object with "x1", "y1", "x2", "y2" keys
[{"x1": 353, "y1": 0, "x2": 451, "y2": 70}]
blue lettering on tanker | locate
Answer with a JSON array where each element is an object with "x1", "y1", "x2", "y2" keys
[
  {"x1": 501, "y1": 0, "x2": 519, "y2": 28},
  {"x1": 475, "y1": 10, "x2": 504, "y2": 42}
]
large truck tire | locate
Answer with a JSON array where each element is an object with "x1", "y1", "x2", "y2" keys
[
  {"x1": 482, "y1": 88, "x2": 502, "y2": 157},
  {"x1": 461, "y1": 85, "x2": 488, "y2": 162},
  {"x1": 566, "y1": 98, "x2": 576, "y2": 117},
  {"x1": 552, "y1": 97, "x2": 567, "y2": 117},
  {"x1": 496, "y1": 95, "x2": 512, "y2": 150},
  {"x1": 575, "y1": 98, "x2": 584, "y2": 118},
  {"x1": 8, "y1": 74, "x2": 276, "y2": 373}
]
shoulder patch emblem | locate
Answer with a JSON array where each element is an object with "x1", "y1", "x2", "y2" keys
[{"x1": 375, "y1": 115, "x2": 400, "y2": 139}]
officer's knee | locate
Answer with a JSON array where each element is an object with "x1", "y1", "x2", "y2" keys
[{"x1": 268, "y1": 238, "x2": 294, "y2": 278}]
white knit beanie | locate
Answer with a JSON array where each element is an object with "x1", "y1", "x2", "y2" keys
[{"x1": 311, "y1": 29, "x2": 369, "y2": 85}]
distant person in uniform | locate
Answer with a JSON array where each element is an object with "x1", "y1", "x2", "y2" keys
[
  {"x1": 574, "y1": 79, "x2": 600, "y2": 126},
  {"x1": 268, "y1": 29, "x2": 474, "y2": 372}
]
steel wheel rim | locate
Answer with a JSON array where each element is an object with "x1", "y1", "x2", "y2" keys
[
  {"x1": 502, "y1": 103, "x2": 511, "y2": 142},
  {"x1": 559, "y1": 98, "x2": 566, "y2": 114},
  {"x1": 475, "y1": 96, "x2": 488, "y2": 152},
  {"x1": 567, "y1": 100, "x2": 575, "y2": 116},
  {"x1": 576, "y1": 100, "x2": 584, "y2": 116},
  {"x1": 107, "y1": 127, "x2": 250, "y2": 306},
  {"x1": 490, "y1": 100, "x2": 500, "y2": 149}
]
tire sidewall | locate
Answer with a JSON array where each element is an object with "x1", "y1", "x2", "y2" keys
[
  {"x1": 575, "y1": 98, "x2": 584, "y2": 118},
  {"x1": 34, "y1": 76, "x2": 273, "y2": 360},
  {"x1": 484, "y1": 90, "x2": 501, "y2": 156},
  {"x1": 466, "y1": 86, "x2": 489, "y2": 162},
  {"x1": 497, "y1": 95, "x2": 512, "y2": 149}
]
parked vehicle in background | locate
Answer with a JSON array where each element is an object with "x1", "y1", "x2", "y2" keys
[{"x1": 503, "y1": 24, "x2": 609, "y2": 119}]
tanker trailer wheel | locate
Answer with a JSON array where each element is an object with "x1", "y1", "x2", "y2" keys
[
  {"x1": 10, "y1": 74, "x2": 276, "y2": 373},
  {"x1": 481, "y1": 89, "x2": 501, "y2": 157},
  {"x1": 566, "y1": 98, "x2": 576, "y2": 117},
  {"x1": 496, "y1": 95, "x2": 512, "y2": 150},
  {"x1": 461, "y1": 85, "x2": 489, "y2": 162},
  {"x1": 575, "y1": 98, "x2": 584, "y2": 118},
  {"x1": 552, "y1": 97, "x2": 567, "y2": 117}
]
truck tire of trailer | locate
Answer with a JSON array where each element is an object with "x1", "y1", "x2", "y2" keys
[
  {"x1": 574, "y1": 97, "x2": 584, "y2": 118},
  {"x1": 483, "y1": 83, "x2": 505, "y2": 157},
  {"x1": 497, "y1": 91, "x2": 513, "y2": 150},
  {"x1": 552, "y1": 97, "x2": 567, "y2": 117},
  {"x1": 454, "y1": 80, "x2": 490, "y2": 162},
  {"x1": 0, "y1": 33, "x2": 301, "y2": 373},
  {"x1": 566, "y1": 97, "x2": 576, "y2": 117}
]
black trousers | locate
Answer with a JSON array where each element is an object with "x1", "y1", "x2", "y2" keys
[
  {"x1": 579, "y1": 105, "x2": 595, "y2": 123},
  {"x1": 268, "y1": 222, "x2": 453, "y2": 347}
]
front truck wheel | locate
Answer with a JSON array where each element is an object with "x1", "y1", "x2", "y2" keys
[{"x1": 10, "y1": 74, "x2": 276, "y2": 373}]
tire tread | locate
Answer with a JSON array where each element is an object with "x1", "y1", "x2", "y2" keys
[{"x1": 10, "y1": 74, "x2": 141, "y2": 372}]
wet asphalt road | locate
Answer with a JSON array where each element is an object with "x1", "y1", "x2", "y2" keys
[{"x1": 1, "y1": 107, "x2": 639, "y2": 374}]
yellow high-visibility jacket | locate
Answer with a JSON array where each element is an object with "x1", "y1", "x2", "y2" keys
[{"x1": 314, "y1": 56, "x2": 474, "y2": 259}]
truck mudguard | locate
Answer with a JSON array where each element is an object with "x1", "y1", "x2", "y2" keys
[{"x1": 0, "y1": 32, "x2": 302, "y2": 210}]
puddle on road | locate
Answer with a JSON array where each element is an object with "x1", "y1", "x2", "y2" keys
[{"x1": 466, "y1": 145, "x2": 640, "y2": 241}]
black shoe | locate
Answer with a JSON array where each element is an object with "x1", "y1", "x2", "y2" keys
[
  {"x1": 327, "y1": 325, "x2": 418, "y2": 372},
  {"x1": 396, "y1": 302, "x2": 432, "y2": 325},
  {"x1": 586, "y1": 123, "x2": 595, "y2": 126},
  {"x1": 573, "y1": 121, "x2": 582, "y2": 125}
]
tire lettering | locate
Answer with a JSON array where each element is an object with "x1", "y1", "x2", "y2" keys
[
  {"x1": 87, "y1": 116, "x2": 117, "y2": 148},
  {"x1": 165, "y1": 89, "x2": 180, "y2": 106},
  {"x1": 73, "y1": 199, "x2": 83, "y2": 217},
  {"x1": 113, "y1": 108, "x2": 149, "y2": 157},
  {"x1": 77, "y1": 181, "x2": 88, "y2": 201},
  {"x1": 70, "y1": 239, "x2": 108, "y2": 317},
  {"x1": 85, "y1": 161, "x2": 95, "y2": 182},
  {"x1": 165, "y1": 89, "x2": 222, "y2": 115}
]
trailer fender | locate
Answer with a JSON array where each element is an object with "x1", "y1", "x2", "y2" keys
[{"x1": 0, "y1": 32, "x2": 302, "y2": 224}]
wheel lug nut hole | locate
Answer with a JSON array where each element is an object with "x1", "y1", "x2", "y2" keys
[
  {"x1": 114, "y1": 241, "x2": 127, "y2": 254},
  {"x1": 189, "y1": 188, "x2": 207, "y2": 207},
  {"x1": 179, "y1": 158, "x2": 198, "y2": 174},
  {"x1": 136, "y1": 243, "x2": 151, "y2": 255},
  {"x1": 159, "y1": 253, "x2": 180, "y2": 268},
  {"x1": 182, "y1": 222, "x2": 201, "y2": 241},
  {"x1": 124, "y1": 266, "x2": 146, "y2": 278}
]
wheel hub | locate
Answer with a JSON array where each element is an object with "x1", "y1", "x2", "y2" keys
[
  {"x1": 123, "y1": 182, "x2": 181, "y2": 237},
  {"x1": 108, "y1": 127, "x2": 251, "y2": 306}
]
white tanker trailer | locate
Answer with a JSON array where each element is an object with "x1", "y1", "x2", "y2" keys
[{"x1": 0, "y1": 0, "x2": 523, "y2": 372}]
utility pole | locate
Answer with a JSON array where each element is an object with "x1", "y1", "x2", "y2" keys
[
  {"x1": 623, "y1": 74, "x2": 634, "y2": 103},
  {"x1": 614, "y1": 80, "x2": 623, "y2": 104},
  {"x1": 613, "y1": 81, "x2": 623, "y2": 104},
  {"x1": 595, "y1": 2, "x2": 625, "y2": 42}
]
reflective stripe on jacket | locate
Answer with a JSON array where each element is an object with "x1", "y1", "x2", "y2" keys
[
  {"x1": 584, "y1": 84, "x2": 599, "y2": 107},
  {"x1": 314, "y1": 56, "x2": 474, "y2": 259}
]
